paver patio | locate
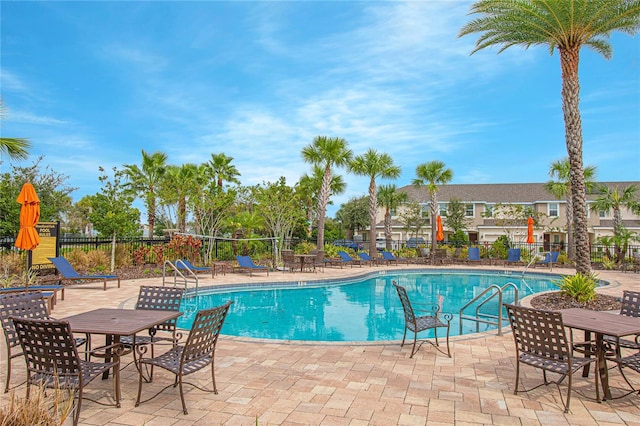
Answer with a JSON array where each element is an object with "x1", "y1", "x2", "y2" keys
[{"x1": 2, "y1": 264, "x2": 638, "y2": 425}]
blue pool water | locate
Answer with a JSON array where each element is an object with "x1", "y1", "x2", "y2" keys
[{"x1": 177, "y1": 270, "x2": 570, "y2": 342}]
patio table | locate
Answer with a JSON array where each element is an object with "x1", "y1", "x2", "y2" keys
[
  {"x1": 294, "y1": 254, "x2": 316, "y2": 272},
  {"x1": 560, "y1": 308, "x2": 640, "y2": 400},
  {"x1": 62, "y1": 308, "x2": 182, "y2": 379}
]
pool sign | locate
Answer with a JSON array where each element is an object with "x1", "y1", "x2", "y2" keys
[{"x1": 31, "y1": 222, "x2": 60, "y2": 271}]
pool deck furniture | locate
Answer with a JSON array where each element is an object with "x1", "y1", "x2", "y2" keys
[
  {"x1": 381, "y1": 251, "x2": 410, "y2": 265},
  {"x1": 176, "y1": 259, "x2": 214, "y2": 278},
  {"x1": 135, "y1": 301, "x2": 233, "y2": 415},
  {"x1": 294, "y1": 254, "x2": 316, "y2": 272},
  {"x1": 233, "y1": 255, "x2": 269, "y2": 277},
  {"x1": 0, "y1": 285, "x2": 64, "y2": 311},
  {"x1": 393, "y1": 282, "x2": 452, "y2": 358},
  {"x1": 44, "y1": 256, "x2": 120, "y2": 291},
  {"x1": 560, "y1": 307, "x2": 640, "y2": 401},
  {"x1": 357, "y1": 252, "x2": 378, "y2": 266}
]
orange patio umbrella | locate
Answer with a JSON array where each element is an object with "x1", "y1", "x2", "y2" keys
[
  {"x1": 15, "y1": 182, "x2": 41, "y2": 251},
  {"x1": 436, "y1": 215, "x2": 444, "y2": 242},
  {"x1": 526, "y1": 217, "x2": 535, "y2": 244}
]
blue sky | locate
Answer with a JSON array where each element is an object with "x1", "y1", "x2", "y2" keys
[{"x1": 1, "y1": 1, "x2": 638, "y2": 218}]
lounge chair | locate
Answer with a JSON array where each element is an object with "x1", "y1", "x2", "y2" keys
[
  {"x1": 337, "y1": 251, "x2": 362, "y2": 267},
  {"x1": 176, "y1": 259, "x2": 214, "y2": 277},
  {"x1": 381, "y1": 251, "x2": 409, "y2": 265},
  {"x1": 393, "y1": 282, "x2": 452, "y2": 358},
  {"x1": 534, "y1": 251, "x2": 560, "y2": 268},
  {"x1": 45, "y1": 256, "x2": 120, "y2": 290},
  {"x1": 234, "y1": 255, "x2": 269, "y2": 276},
  {"x1": 505, "y1": 248, "x2": 522, "y2": 266},
  {"x1": 357, "y1": 252, "x2": 376, "y2": 266},
  {"x1": 466, "y1": 247, "x2": 482, "y2": 265}
]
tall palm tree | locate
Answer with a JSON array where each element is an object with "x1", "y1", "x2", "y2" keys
[
  {"x1": 349, "y1": 149, "x2": 401, "y2": 256},
  {"x1": 123, "y1": 150, "x2": 168, "y2": 238},
  {"x1": 0, "y1": 100, "x2": 30, "y2": 160},
  {"x1": 545, "y1": 158, "x2": 597, "y2": 260},
  {"x1": 412, "y1": 161, "x2": 453, "y2": 259},
  {"x1": 377, "y1": 184, "x2": 408, "y2": 251},
  {"x1": 208, "y1": 153, "x2": 241, "y2": 189},
  {"x1": 298, "y1": 165, "x2": 346, "y2": 240},
  {"x1": 591, "y1": 184, "x2": 639, "y2": 235},
  {"x1": 301, "y1": 136, "x2": 352, "y2": 249},
  {"x1": 161, "y1": 163, "x2": 198, "y2": 232},
  {"x1": 459, "y1": 0, "x2": 640, "y2": 274}
]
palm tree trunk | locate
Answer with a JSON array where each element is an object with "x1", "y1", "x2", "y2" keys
[
  {"x1": 560, "y1": 46, "x2": 591, "y2": 274},
  {"x1": 430, "y1": 192, "x2": 438, "y2": 261},
  {"x1": 384, "y1": 208, "x2": 392, "y2": 250},
  {"x1": 368, "y1": 178, "x2": 377, "y2": 257},
  {"x1": 315, "y1": 165, "x2": 332, "y2": 249},
  {"x1": 148, "y1": 196, "x2": 156, "y2": 238}
]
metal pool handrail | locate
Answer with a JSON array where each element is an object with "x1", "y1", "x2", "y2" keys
[{"x1": 459, "y1": 282, "x2": 519, "y2": 336}]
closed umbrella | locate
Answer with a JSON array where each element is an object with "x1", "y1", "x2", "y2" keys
[
  {"x1": 436, "y1": 215, "x2": 444, "y2": 242},
  {"x1": 15, "y1": 183, "x2": 41, "y2": 287},
  {"x1": 526, "y1": 217, "x2": 535, "y2": 244}
]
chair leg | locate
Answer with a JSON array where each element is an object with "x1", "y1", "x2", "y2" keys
[
  {"x1": 178, "y1": 375, "x2": 188, "y2": 415},
  {"x1": 211, "y1": 358, "x2": 218, "y2": 394},
  {"x1": 564, "y1": 371, "x2": 572, "y2": 413},
  {"x1": 410, "y1": 331, "x2": 418, "y2": 358},
  {"x1": 74, "y1": 388, "x2": 83, "y2": 426},
  {"x1": 514, "y1": 359, "x2": 520, "y2": 395},
  {"x1": 4, "y1": 351, "x2": 10, "y2": 393}
]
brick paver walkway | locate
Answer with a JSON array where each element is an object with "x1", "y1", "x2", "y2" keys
[{"x1": 2, "y1": 264, "x2": 639, "y2": 425}]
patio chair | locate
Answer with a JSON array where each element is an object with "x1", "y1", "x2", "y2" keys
[
  {"x1": 382, "y1": 251, "x2": 410, "y2": 265},
  {"x1": 281, "y1": 250, "x2": 299, "y2": 272},
  {"x1": 604, "y1": 290, "x2": 640, "y2": 357},
  {"x1": 610, "y1": 351, "x2": 640, "y2": 396},
  {"x1": 135, "y1": 301, "x2": 233, "y2": 415},
  {"x1": 45, "y1": 256, "x2": 120, "y2": 291},
  {"x1": 337, "y1": 251, "x2": 361, "y2": 267},
  {"x1": 357, "y1": 252, "x2": 376, "y2": 266},
  {"x1": 535, "y1": 251, "x2": 560, "y2": 268},
  {"x1": 311, "y1": 250, "x2": 325, "y2": 272},
  {"x1": 0, "y1": 291, "x2": 89, "y2": 393},
  {"x1": 234, "y1": 255, "x2": 269, "y2": 276},
  {"x1": 392, "y1": 282, "x2": 452, "y2": 358},
  {"x1": 505, "y1": 248, "x2": 522, "y2": 266},
  {"x1": 120, "y1": 286, "x2": 185, "y2": 380},
  {"x1": 12, "y1": 316, "x2": 122, "y2": 426},
  {"x1": 176, "y1": 259, "x2": 214, "y2": 277},
  {"x1": 503, "y1": 303, "x2": 599, "y2": 413},
  {"x1": 466, "y1": 247, "x2": 482, "y2": 265}
]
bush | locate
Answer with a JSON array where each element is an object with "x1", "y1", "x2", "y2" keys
[
  {"x1": 0, "y1": 252, "x2": 23, "y2": 277},
  {"x1": 0, "y1": 381, "x2": 73, "y2": 426},
  {"x1": 553, "y1": 272, "x2": 598, "y2": 303},
  {"x1": 86, "y1": 250, "x2": 109, "y2": 272},
  {"x1": 65, "y1": 250, "x2": 89, "y2": 271}
]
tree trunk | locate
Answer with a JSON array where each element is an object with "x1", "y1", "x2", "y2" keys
[
  {"x1": 315, "y1": 165, "x2": 332, "y2": 249},
  {"x1": 368, "y1": 178, "x2": 377, "y2": 257},
  {"x1": 560, "y1": 46, "x2": 591, "y2": 274},
  {"x1": 430, "y1": 191, "x2": 438, "y2": 263},
  {"x1": 565, "y1": 192, "x2": 574, "y2": 260},
  {"x1": 110, "y1": 231, "x2": 116, "y2": 273},
  {"x1": 148, "y1": 196, "x2": 156, "y2": 238},
  {"x1": 384, "y1": 208, "x2": 392, "y2": 250}
]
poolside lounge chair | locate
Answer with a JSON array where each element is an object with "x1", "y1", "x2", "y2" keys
[
  {"x1": 534, "y1": 251, "x2": 560, "y2": 268},
  {"x1": 45, "y1": 256, "x2": 120, "y2": 290},
  {"x1": 176, "y1": 259, "x2": 214, "y2": 277},
  {"x1": 338, "y1": 251, "x2": 363, "y2": 267},
  {"x1": 357, "y1": 252, "x2": 376, "y2": 266},
  {"x1": 504, "y1": 303, "x2": 599, "y2": 413},
  {"x1": 393, "y1": 282, "x2": 452, "y2": 358},
  {"x1": 466, "y1": 247, "x2": 484, "y2": 265},
  {"x1": 381, "y1": 251, "x2": 410, "y2": 265},
  {"x1": 135, "y1": 301, "x2": 233, "y2": 415},
  {"x1": 505, "y1": 248, "x2": 522, "y2": 266},
  {"x1": 234, "y1": 255, "x2": 269, "y2": 276}
]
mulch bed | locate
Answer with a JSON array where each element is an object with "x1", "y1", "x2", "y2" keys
[{"x1": 530, "y1": 292, "x2": 621, "y2": 311}]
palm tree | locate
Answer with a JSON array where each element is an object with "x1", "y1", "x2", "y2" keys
[
  {"x1": 545, "y1": 158, "x2": 597, "y2": 261},
  {"x1": 349, "y1": 149, "x2": 401, "y2": 256},
  {"x1": 123, "y1": 150, "x2": 168, "y2": 238},
  {"x1": 377, "y1": 184, "x2": 408, "y2": 251},
  {"x1": 0, "y1": 100, "x2": 30, "y2": 160},
  {"x1": 161, "y1": 163, "x2": 198, "y2": 232},
  {"x1": 298, "y1": 165, "x2": 346, "y2": 240},
  {"x1": 301, "y1": 136, "x2": 352, "y2": 249},
  {"x1": 591, "y1": 184, "x2": 640, "y2": 262},
  {"x1": 412, "y1": 161, "x2": 453, "y2": 259},
  {"x1": 208, "y1": 153, "x2": 241, "y2": 189},
  {"x1": 459, "y1": 0, "x2": 640, "y2": 274}
]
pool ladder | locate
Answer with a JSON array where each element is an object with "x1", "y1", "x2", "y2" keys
[
  {"x1": 162, "y1": 260, "x2": 199, "y2": 295},
  {"x1": 458, "y1": 283, "x2": 519, "y2": 336}
]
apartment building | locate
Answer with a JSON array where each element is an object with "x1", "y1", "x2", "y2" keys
[{"x1": 364, "y1": 182, "x2": 640, "y2": 248}]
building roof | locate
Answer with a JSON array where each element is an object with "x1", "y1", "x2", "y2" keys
[{"x1": 399, "y1": 181, "x2": 640, "y2": 204}]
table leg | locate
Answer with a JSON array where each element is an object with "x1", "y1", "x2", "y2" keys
[
  {"x1": 582, "y1": 330, "x2": 592, "y2": 377},
  {"x1": 596, "y1": 333, "x2": 612, "y2": 400},
  {"x1": 102, "y1": 334, "x2": 114, "y2": 379}
]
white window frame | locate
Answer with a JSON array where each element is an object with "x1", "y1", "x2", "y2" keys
[
  {"x1": 548, "y1": 202, "x2": 559, "y2": 217},
  {"x1": 465, "y1": 203, "x2": 475, "y2": 218}
]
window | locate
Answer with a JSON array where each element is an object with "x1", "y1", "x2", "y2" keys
[
  {"x1": 438, "y1": 202, "x2": 447, "y2": 216},
  {"x1": 599, "y1": 210, "x2": 607, "y2": 219},
  {"x1": 390, "y1": 207, "x2": 397, "y2": 217},
  {"x1": 485, "y1": 204, "x2": 494, "y2": 217},
  {"x1": 465, "y1": 204, "x2": 475, "y2": 217},
  {"x1": 548, "y1": 203, "x2": 559, "y2": 217}
]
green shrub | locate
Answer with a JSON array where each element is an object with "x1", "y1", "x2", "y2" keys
[{"x1": 553, "y1": 272, "x2": 598, "y2": 303}]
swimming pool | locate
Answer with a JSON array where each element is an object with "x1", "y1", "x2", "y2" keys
[{"x1": 177, "y1": 269, "x2": 572, "y2": 341}]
